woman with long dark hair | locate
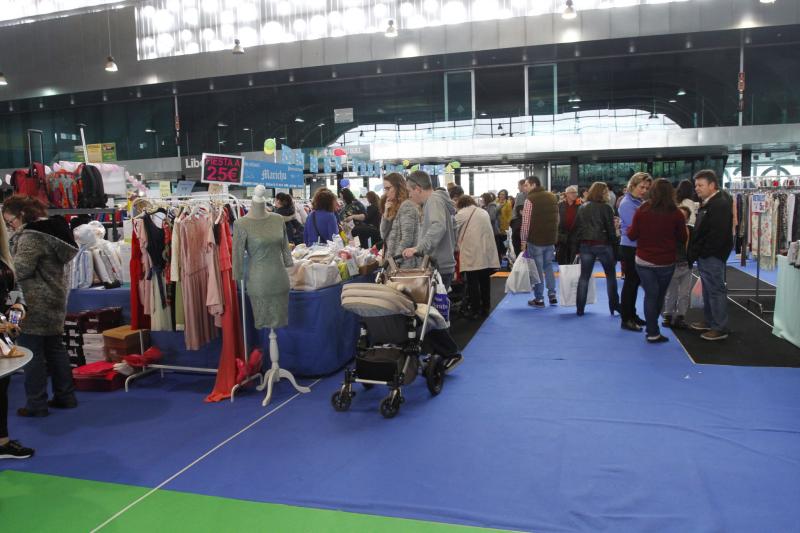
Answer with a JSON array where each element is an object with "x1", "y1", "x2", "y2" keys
[
  {"x1": 675, "y1": 179, "x2": 698, "y2": 225},
  {"x1": 3, "y1": 195, "x2": 78, "y2": 417},
  {"x1": 274, "y1": 192, "x2": 304, "y2": 245},
  {"x1": 627, "y1": 179, "x2": 688, "y2": 343},
  {"x1": 347, "y1": 191, "x2": 382, "y2": 249}
]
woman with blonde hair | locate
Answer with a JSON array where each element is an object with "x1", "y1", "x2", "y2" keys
[
  {"x1": 617, "y1": 172, "x2": 653, "y2": 332},
  {"x1": 380, "y1": 173, "x2": 421, "y2": 267},
  {"x1": 572, "y1": 182, "x2": 620, "y2": 316}
]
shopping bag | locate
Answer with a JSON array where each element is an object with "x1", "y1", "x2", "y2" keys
[
  {"x1": 432, "y1": 272, "x2": 451, "y2": 326},
  {"x1": 505, "y1": 256, "x2": 532, "y2": 294},
  {"x1": 558, "y1": 263, "x2": 594, "y2": 307},
  {"x1": 690, "y1": 277, "x2": 704, "y2": 309}
]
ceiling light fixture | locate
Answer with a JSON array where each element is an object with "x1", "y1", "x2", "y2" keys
[
  {"x1": 318, "y1": 123, "x2": 325, "y2": 127},
  {"x1": 669, "y1": 99, "x2": 677, "y2": 103},
  {"x1": 677, "y1": 88, "x2": 686, "y2": 96},
  {"x1": 562, "y1": 0, "x2": 577, "y2": 20},
  {"x1": 105, "y1": 10, "x2": 117, "y2": 72},
  {"x1": 685, "y1": 37, "x2": 693, "y2": 49},
  {"x1": 376, "y1": 65, "x2": 382, "y2": 74},
  {"x1": 497, "y1": 123, "x2": 503, "y2": 131},
  {"x1": 0, "y1": 72, "x2": 8, "y2": 86},
  {"x1": 289, "y1": 72, "x2": 295, "y2": 82},
  {"x1": 145, "y1": 128, "x2": 157, "y2": 133},
  {"x1": 648, "y1": 99, "x2": 659, "y2": 120},
  {"x1": 759, "y1": 0, "x2": 776, "y2": 4},
  {"x1": 217, "y1": 122, "x2": 228, "y2": 127},
  {"x1": 295, "y1": 117, "x2": 304, "y2": 123},
  {"x1": 571, "y1": 105, "x2": 580, "y2": 110},
  {"x1": 70, "y1": 95, "x2": 75, "y2": 105},
  {"x1": 385, "y1": 19, "x2": 398, "y2": 38},
  {"x1": 568, "y1": 94, "x2": 581, "y2": 103},
  {"x1": 232, "y1": 39, "x2": 245, "y2": 54},
  {"x1": 628, "y1": 41, "x2": 636, "y2": 54},
  {"x1": 331, "y1": 69, "x2": 337, "y2": 79}
]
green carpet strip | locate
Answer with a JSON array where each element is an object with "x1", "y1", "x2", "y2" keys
[{"x1": 0, "y1": 471, "x2": 513, "y2": 532}]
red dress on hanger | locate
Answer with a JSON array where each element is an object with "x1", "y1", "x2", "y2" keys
[
  {"x1": 205, "y1": 210, "x2": 247, "y2": 403},
  {"x1": 130, "y1": 228, "x2": 150, "y2": 330}
]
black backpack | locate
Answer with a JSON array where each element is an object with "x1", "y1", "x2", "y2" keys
[{"x1": 77, "y1": 164, "x2": 108, "y2": 208}]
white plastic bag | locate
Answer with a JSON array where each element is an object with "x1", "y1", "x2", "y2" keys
[
  {"x1": 288, "y1": 261, "x2": 341, "y2": 291},
  {"x1": 505, "y1": 256, "x2": 532, "y2": 294},
  {"x1": 690, "y1": 277, "x2": 704, "y2": 309},
  {"x1": 558, "y1": 263, "x2": 594, "y2": 307}
]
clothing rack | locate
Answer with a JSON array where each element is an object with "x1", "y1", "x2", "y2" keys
[
  {"x1": 726, "y1": 180, "x2": 800, "y2": 317},
  {"x1": 124, "y1": 193, "x2": 264, "y2": 401}
]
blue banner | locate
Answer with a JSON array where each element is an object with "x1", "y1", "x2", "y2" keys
[
  {"x1": 242, "y1": 160, "x2": 305, "y2": 188},
  {"x1": 310, "y1": 155, "x2": 319, "y2": 173},
  {"x1": 323, "y1": 158, "x2": 331, "y2": 174},
  {"x1": 335, "y1": 157, "x2": 343, "y2": 172}
]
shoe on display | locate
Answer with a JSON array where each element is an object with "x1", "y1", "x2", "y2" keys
[
  {"x1": 0, "y1": 440, "x2": 35, "y2": 460},
  {"x1": 646, "y1": 335, "x2": 669, "y2": 343},
  {"x1": 701, "y1": 330, "x2": 729, "y2": 341},
  {"x1": 528, "y1": 299, "x2": 545, "y2": 308},
  {"x1": 17, "y1": 407, "x2": 49, "y2": 418},
  {"x1": 690, "y1": 321, "x2": 711, "y2": 332},
  {"x1": 621, "y1": 320, "x2": 642, "y2": 332},
  {"x1": 443, "y1": 354, "x2": 463, "y2": 374}
]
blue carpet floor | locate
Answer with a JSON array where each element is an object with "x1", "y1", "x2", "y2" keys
[{"x1": 4, "y1": 279, "x2": 800, "y2": 532}]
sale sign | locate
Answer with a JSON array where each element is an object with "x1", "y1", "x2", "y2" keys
[{"x1": 201, "y1": 153, "x2": 244, "y2": 185}]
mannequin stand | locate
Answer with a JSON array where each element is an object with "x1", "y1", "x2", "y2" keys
[{"x1": 257, "y1": 328, "x2": 310, "y2": 407}]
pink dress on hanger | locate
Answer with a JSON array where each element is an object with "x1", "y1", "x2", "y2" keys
[{"x1": 179, "y1": 214, "x2": 219, "y2": 350}]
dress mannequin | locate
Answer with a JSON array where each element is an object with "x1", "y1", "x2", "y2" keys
[{"x1": 233, "y1": 186, "x2": 310, "y2": 406}]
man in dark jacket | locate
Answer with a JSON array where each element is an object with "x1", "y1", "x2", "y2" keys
[
  {"x1": 688, "y1": 169, "x2": 733, "y2": 341},
  {"x1": 520, "y1": 176, "x2": 559, "y2": 307}
]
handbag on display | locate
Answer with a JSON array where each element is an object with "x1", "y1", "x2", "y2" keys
[
  {"x1": 10, "y1": 162, "x2": 49, "y2": 204},
  {"x1": 76, "y1": 163, "x2": 108, "y2": 208}
]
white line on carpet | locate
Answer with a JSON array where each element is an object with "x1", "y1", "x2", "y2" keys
[{"x1": 90, "y1": 378, "x2": 322, "y2": 532}]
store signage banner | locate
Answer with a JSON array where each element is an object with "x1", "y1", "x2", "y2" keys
[
  {"x1": 309, "y1": 155, "x2": 319, "y2": 174},
  {"x1": 751, "y1": 193, "x2": 766, "y2": 214},
  {"x1": 242, "y1": 160, "x2": 304, "y2": 188},
  {"x1": 74, "y1": 143, "x2": 117, "y2": 163},
  {"x1": 201, "y1": 153, "x2": 244, "y2": 184}
]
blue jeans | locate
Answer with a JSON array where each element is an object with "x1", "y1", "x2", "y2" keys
[
  {"x1": 17, "y1": 333, "x2": 76, "y2": 412},
  {"x1": 527, "y1": 245, "x2": 556, "y2": 301},
  {"x1": 697, "y1": 256, "x2": 729, "y2": 333},
  {"x1": 636, "y1": 264, "x2": 676, "y2": 338},
  {"x1": 577, "y1": 244, "x2": 619, "y2": 314}
]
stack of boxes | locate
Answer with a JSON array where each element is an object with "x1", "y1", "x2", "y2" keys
[{"x1": 64, "y1": 307, "x2": 124, "y2": 366}]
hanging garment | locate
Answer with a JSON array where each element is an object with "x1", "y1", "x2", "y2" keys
[
  {"x1": 130, "y1": 225, "x2": 150, "y2": 330},
  {"x1": 232, "y1": 213, "x2": 293, "y2": 329},
  {"x1": 179, "y1": 214, "x2": 219, "y2": 350},
  {"x1": 136, "y1": 215, "x2": 173, "y2": 331},
  {"x1": 171, "y1": 215, "x2": 186, "y2": 331},
  {"x1": 206, "y1": 210, "x2": 246, "y2": 403}
]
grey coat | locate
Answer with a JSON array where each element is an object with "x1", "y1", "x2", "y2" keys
[
  {"x1": 381, "y1": 199, "x2": 421, "y2": 268},
  {"x1": 416, "y1": 190, "x2": 457, "y2": 275},
  {"x1": 11, "y1": 218, "x2": 78, "y2": 336}
]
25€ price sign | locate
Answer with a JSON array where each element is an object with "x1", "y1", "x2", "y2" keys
[{"x1": 201, "y1": 153, "x2": 244, "y2": 185}]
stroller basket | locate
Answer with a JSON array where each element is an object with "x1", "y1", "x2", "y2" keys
[{"x1": 356, "y1": 346, "x2": 417, "y2": 384}]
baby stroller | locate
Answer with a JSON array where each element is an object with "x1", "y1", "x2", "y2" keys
[{"x1": 334, "y1": 255, "x2": 449, "y2": 418}]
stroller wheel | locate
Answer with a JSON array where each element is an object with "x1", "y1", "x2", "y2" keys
[
  {"x1": 425, "y1": 354, "x2": 445, "y2": 396},
  {"x1": 331, "y1": 390, "x2": 352, "y2": 412},
  {"x1": 379, "y1": 392, "x2": 401, "y2": 419}
]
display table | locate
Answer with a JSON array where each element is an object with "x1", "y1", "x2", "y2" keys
[
  {"x1": 67, "y1": 278, "x2": 367, "y2": 377},
  {"x1": 0, "y1": 347, "x2": 33, "y2": 378},
  {"x1": 772, "y1": 255, "x2": 800, "y2": 349}
]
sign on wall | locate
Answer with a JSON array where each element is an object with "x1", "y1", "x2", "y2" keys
[
  {"x1": 201, "y1": 153, "x2": 244, "y2": 184},
  {"x1": 242, "y1": 160, "x2": 304, "y2": 188}
]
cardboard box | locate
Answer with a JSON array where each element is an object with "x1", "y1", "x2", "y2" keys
[{"x1": 102, "y1": 326, "x2": 150, "y2": 362}]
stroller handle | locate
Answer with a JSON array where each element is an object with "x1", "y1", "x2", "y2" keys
[{"x1": 387, "y1": 253, "x2": 438, "y2": 271}]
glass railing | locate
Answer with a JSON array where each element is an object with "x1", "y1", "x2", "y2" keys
[{"x1": 333, "y1": 108, "x2": 681, "y2": 146}]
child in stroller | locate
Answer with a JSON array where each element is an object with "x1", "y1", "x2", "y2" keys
[{"x1": 335, "y1": 255, "x2": 459, "y2": 418}]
